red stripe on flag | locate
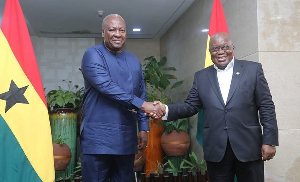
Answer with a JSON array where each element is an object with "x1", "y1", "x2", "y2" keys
[
  {"x1": 1, "y1": 0, "x2": 47, "y2": 105},
  {"x1": 208, "y1": 0, "x2": 229, "y2": 36}
]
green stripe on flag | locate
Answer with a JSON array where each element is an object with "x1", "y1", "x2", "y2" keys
[{"x1": 0, "y1": 115, "x2": 42, "y2": 182}]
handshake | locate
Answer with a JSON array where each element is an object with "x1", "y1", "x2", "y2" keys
[{"x1": 141, "y1": 101, "x2": 166, "y2": 119}]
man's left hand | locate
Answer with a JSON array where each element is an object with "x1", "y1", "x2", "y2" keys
[
  {"x1": 138, "y1": 131, "x2": 148, "y2": 150},
  {"x1": 261, "y1": 144, "x2": 276, "y2": 161}
]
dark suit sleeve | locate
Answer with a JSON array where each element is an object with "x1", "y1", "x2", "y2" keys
[
  {"x1": 255, "y1": 63, "x2": 279, "y2": 146},
  {"x1": 167, "y1": 73, "x2": 202, "y2": 121},
  {"x1": 81, "y1": 48, "x2": 144, "y2": 110}
]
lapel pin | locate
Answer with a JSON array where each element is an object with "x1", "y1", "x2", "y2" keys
[{"x1": 236, "y1": 72, "x2": 240, "y2": 75}]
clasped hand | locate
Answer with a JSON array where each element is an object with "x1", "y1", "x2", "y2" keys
[
  {"x1": 141, "y1": 101, "x2": 165, "y2": 119},
  {"x1": 261, "y1": 144, "x2": 276, "y2": 161}
]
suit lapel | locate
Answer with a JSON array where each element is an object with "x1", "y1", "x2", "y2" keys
[
  {"x1": 207, "y1": 66, "x2": 225, "y2": 106},
  {"x1": 226, "y1": 59, "x2": 244, "y2": 104}
]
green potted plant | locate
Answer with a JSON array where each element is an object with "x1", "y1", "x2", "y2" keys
[
  {"x1": 163, "y1": 156, "x2": 187, "y2": 178},
  {"x1": 143, "y1": 56, "x2": 183, "y2": 103},
  {"x1": 180, "y1": 152, "x2": 206, "y2": 173},
  {"x1": 160, "y1": 118, "x2": 191, "y2": 156},
  {"x1": 46, "y1": 80, "x2": 83, "y2": 111},
  {"x1": 180, "y1": 151, "x2": 209, "y2": 181},
  {"x1": 72, "y1": 161, "x2": 82, "y2": 182},
  {"x1": 46, "y1": 80, "x2": 84, "y2": 179},
  {"x1": 164, "y1": 159, "x2": 181, "y2": 176},
  {"x1": 142, "y1": 56, "x2": 184, "y2": 176}
]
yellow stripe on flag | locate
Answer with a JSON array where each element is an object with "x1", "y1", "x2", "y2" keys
[
  {"x1": 204, "y1": 36, "x2": 213, "y2": 68},
  {"x1": 0, "y1": 30, "x2": 54, "y2": 182}
]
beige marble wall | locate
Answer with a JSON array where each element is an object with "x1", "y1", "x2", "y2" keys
[
  {"x1": 258, "y1": 0, "x2": 300, "y2": 52},
  {"x1": 258, "y1": 0, "x2": 300, "y2": 181},
  {"x1": 260, "y1": 53, "x2": 300, "y2": 182}
]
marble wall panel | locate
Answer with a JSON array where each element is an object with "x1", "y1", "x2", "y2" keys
[
  {"x1": 31, "y1": 36, "x2": 95, "y2": 93},
  {"x1": 265, "y1": 129, "x2": 300, "y2": 182},
  {"x1": 258, "y1": 0, "x2": 300, "y2": 51},
  {"x1": 259, "y1": 52, "x2": 300, "y2": 130}
]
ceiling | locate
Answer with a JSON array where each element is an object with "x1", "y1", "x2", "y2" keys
[{"x1": 0, "y1": 0, "x2": 195, "y2": 39}]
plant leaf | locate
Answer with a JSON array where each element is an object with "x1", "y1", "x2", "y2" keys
[
  {"x1": 164, "y1": 74, "x2": 177, "y2": 79},
  {"x1": 159, "y1": 57, "x2": 167, "y2": 66},
  {"x1": 171, "y1": 81, "x2": 184, "y2": 89},
  {"x1": 163, "y1": 67, "x2": 176, "y2": 71}
]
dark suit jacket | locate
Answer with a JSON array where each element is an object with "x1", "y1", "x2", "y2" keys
[
  {"x1": 168, "y1": 59, "x2": 278, "y2": 162},
  {"x1": 80, "y1": 42, "x2": 149, "y2": 155}
]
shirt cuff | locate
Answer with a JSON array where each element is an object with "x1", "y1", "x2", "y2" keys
[
  {"x1": 131, "y1": 95, "x2": 144, "y2": 109},
  {"x1": 161, "y1": 104, "x2": 168, "y2": 120}
]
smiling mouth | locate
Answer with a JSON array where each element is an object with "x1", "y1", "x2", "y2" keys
[
  {"x1": 217, "y1": 56, "x2": 227, "y2": 61},
  {"x1": 112, "y1": 40, "x2": 123, "y2": 44}
]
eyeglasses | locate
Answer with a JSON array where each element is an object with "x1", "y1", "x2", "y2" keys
[{"x1": 209, "y1": 45, "x2": 232, "y2": 53}]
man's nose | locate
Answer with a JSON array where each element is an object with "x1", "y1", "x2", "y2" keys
[{"x1": 114, "y1": 30, "x2": 122, "y2": 36}]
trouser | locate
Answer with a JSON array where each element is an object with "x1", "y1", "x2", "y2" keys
[
  {"x1": 206, "y1": 140, "x2": 264, "y2": 182},
  {"x1": 81, "y1": 153, "x2": 135, "y2": 182}
]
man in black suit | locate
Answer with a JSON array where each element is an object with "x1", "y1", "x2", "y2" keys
[{"x1": 153, "y1": 32, "x2": 278, "y2": 182}]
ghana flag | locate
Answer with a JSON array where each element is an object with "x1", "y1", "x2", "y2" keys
[
  {"x1": 0, "y1": 0, "x2": 55, "y2": 181},
  {"x1": 196, "y1": 0, "x2": 229, "y2": 147}
]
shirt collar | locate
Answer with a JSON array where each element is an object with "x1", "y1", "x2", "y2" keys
[{"x1": 214, "y1": 57, "x2": 235, "y2": 72}]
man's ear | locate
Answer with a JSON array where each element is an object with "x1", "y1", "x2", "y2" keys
[{"x1": 101, "y1": 29, "x2": 104, "y2": 37}]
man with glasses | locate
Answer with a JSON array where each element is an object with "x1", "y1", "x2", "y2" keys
[{"x1": 153, "y1": 32, "x2": 278, "y2": 182}]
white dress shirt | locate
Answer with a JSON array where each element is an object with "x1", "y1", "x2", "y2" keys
[
  {"x1": 162, "y1": 58, "x2": 235, "y2": 120},
  {"x1": 214, "y1": 58, "x2": 234, "y2": 104}
]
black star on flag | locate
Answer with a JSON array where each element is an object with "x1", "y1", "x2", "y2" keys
[{"x1": 0, "y1": 80, "x2": 29, "y2": 113}]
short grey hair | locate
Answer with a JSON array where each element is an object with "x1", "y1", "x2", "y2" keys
[{"x1": 102, "y1": 14, "x2": 125, "y2": 29}]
